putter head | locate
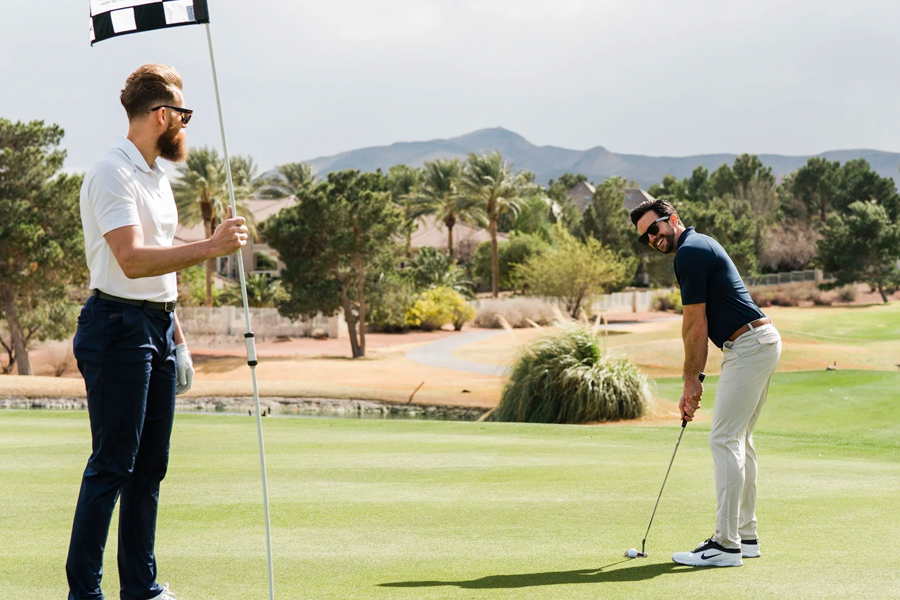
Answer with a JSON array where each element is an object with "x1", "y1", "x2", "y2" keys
[{"x1": 623, "y1": 550, "x2": 649, "y2": 558}]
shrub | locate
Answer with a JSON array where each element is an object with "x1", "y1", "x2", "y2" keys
[
  {"x1": 494, "y1": 326, "x2": 651, "y2": 424},
  {"x1": 516, "y1": 226, "x2": 628, "y2": 317},
  {"x1": 406, "y1": 287, "x2": 474, "y2": 331},
  {"x1": 474, "y1": 232, "x2": 550, "y2": 292},
  {"x1": 408, "y1": 246, "x2": 474, "y2": 298},
  {"x1": 808, "y1": 287, "x2": 832, "y2": 306},
  {"x1": 652, "y1": 290, "x2": 683, "y2": 314},
  {"x1": 473, "y1": 297, "x2": 558, "y2": 328},
  {"x1": 769, "y1": 291, "x2": 798, "y2": 307},
  {"x1": 177, "y1": 264, "x2": 222, "y2": 307},
  {"x1": 836, "y1": 285, "x2": 858, "y2": 303},
  {"x1": 369, "y1": 272, "x2": 417, "y2": 332}
]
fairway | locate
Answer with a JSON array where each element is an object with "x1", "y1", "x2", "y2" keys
[{"x1": 2, "y1": 370, "x2": 899, "y2": 599}]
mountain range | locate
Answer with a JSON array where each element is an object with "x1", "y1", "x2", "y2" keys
[{"x1": 306, "y1": 127, "x2": 900, "y2": 189}]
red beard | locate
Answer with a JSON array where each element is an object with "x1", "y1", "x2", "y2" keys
[{"x1": 158, "y1": 120, "x2": 187, "y2": 163}]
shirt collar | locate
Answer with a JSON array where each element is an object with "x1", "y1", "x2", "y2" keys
[
  {"x1": 676, "y1": 226, "x2": 695, "y2": 251},
  {"x1": 115, "y1": 137, "x2": 160, "y2": 175}
]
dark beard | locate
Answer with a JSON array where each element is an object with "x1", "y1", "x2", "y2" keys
[
  {"x1": 655, "y1": 231, "x2": 677, "y2": 254},
  {"x1": 157, "y1": 121, "x2": 188, "y2": 163}
]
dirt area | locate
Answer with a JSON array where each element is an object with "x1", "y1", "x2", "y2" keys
[{"x1": 5, "y1": 300, "x2": 899, "y2": 415}]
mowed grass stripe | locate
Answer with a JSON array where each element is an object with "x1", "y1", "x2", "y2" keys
[{"x1": 2, "y1": 368, "x2": 899, "y2": 599}]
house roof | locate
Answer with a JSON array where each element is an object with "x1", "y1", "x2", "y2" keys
[
  {"x1": 409, "y1": 215, "x2": 506, "y2": 250},
  {"x1": 566, "y1": 181, "x2": 596, "y2": 212},
  {"x1": 173, "y1": 196, "x2": 299, "y2": 246},
  {"x1": 565, "y1": 182, "x2": 656, "y2": 213}
]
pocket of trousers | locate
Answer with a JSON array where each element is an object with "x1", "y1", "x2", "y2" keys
[{"x1": 756, "y1": 331, "x2": 780, "y2": 345}]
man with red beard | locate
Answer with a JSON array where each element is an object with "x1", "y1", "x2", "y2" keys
[{"x1": 67, "y1": 64, "x2": 248, "y2": 600}]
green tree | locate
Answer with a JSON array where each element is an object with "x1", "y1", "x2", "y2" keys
[
  {"x1": 816, "y1": 201, "x2": 900, "y2": 303},
  {"x1": 781, "y1": 157, "x2": 841, "y2": 222},
  {"x1": 508, "y1": 193, "x2": 553, "y2": 239},
  {"x1": 473, "y1": 233, "x2": 550, "y2": 292},
  {"x1": 835, "y1": 159, "x2": 900, "y2": 219},
  {"x1": 219, "y1": 274, "x2": 288, "y2": 308},
  {"x1": 710, "y1": 163, "x2": 738, "y2": 197},
  {"x1": 546, "y1": 173, "x2": 587, "y2": 238},
  {"x1": 386, "y1": 164, "x2": 421, "y2": 257},
  {"x1": 172, "y1": 147, "x2": 258, "y2": 306},
  {"x1": 461, "y1": 151, "x2": 524, "y2": 297},
  {"x1": 582, "y1": 177, "x2": 636, "y2": 256},
  {"x1": 516, "y1": 226, "x2": 628, "y2": 317},
  {"x1": 260, "y1": 170, "x2": 402, "y2": 358},
  {"x1": 677, "y1": 196, "x2": 761, "y2": 275},
  {"x1": 686, "y1": 166, "x2": 714, "y2": 203},
  {"x1": 0, "y1": 288, "x2": 79, "y2": 374},
  {"x1": 547, "y1": 173, "x2": 588, "y2": 192},
  {"x1": 0, "y1": 119, "x2": 87, "y2": 375},
  {"x1": 412, "y1": 159, "x2": 480, "y2": 260}
]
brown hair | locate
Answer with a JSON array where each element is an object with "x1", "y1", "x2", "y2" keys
[
  {"x1": 120, "y1": 64, "x2": 183, "y2": 121},
  {"x1": 629, "y1": 198, "x2": 677, "y2": 226}
]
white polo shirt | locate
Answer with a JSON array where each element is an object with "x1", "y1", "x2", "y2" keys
[{"x1": 80, "y1": 137, "x2": 179, "y2": 302}]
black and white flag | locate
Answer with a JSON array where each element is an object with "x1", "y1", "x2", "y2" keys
[{"x1": 90, "y1": 0, "x2": 210, "y2": 45}]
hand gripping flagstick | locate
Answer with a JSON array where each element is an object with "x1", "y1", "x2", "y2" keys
[
  {"x1": 626, "y1": 372, "x2": 705, "y2": 559},
  {"x1": 90, "y1": 3, "x2": 276, "y2": 598}
]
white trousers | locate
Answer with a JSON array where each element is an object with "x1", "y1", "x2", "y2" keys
[{"x1": 710, "y1": 323, "x2": 782, "y2": 549}]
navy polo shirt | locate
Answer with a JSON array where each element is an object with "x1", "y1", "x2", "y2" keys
[{"x1": 674, "y1": 227, "x2": 765, "y2": 348}]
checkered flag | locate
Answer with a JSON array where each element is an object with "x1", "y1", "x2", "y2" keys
[{"x1": 90, "y1": 0, "x2": 210, "y2": 45}]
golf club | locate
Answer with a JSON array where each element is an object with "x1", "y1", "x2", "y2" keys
[{"x1": 626, "y1": 372, "x2": 706, "y2": 559}]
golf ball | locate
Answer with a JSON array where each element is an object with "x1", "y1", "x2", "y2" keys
[{"x1": 627, "y1": 548, "x2": 638, "y2": 558}]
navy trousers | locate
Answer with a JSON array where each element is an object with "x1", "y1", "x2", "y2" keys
[{"x1": 67, "y1": 296, "x2": 176, "y2": 600}]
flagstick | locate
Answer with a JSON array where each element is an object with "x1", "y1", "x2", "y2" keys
[{"x1": 205, "y1": 23, "x2": 276, "y2": 600}]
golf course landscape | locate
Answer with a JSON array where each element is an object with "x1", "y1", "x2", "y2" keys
[{"x1": 2, "y1": 303, "x2": 899, "y2": 599}]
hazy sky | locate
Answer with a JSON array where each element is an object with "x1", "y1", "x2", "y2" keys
[{"x1": 3, "y1": 0, "x2": 900, "y2": 173}]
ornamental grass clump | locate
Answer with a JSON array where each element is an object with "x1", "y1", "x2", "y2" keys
[{"x1": 495, "y1": 326, "x2": 651, "y2": 424}]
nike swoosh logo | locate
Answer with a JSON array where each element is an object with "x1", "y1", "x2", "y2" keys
[{"x1": 701, "y1": 552, "x2": 722, "y2": 560}]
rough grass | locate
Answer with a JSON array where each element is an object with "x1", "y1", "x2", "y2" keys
[
  {"x1": 2, "y1": 372, "x2": 899, "y2": 600},
  {"x1": 494, "y1": 326, "x2": 650, "y2": 423}
]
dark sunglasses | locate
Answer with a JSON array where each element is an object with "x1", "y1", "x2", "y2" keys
[
  {"x1": 638, "y1": 215, "x2": 671, "y2": 245},
  {"x1": 150, "y1": 105, "x2": 193, "y2": 126}
]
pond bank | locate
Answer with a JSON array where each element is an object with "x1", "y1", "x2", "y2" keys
[{"x1": 0, "y1": 396, "x2": 488, "y2": 421}]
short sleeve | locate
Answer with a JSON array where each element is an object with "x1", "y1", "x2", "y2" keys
[
  {"x1": 89, "y1": 163, "x2": 141, "y2": 236},
  {"x1": 676, "y1": 246, "x2": 710, "y2": 305}
]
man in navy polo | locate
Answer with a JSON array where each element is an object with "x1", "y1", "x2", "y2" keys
[{"x1": 630, "y1": 198, "x2": 782, "y2": 568}]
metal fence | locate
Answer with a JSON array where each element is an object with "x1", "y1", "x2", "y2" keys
[
  {"x1": 178, "y1": 306, "x2": 344, "y2": 339},
  {"x1": 743, "y1": 269, "x2": 833, "y2": 288},
  {"x1": 591, "y1": 288, "x2": 675, "y2": 313}
]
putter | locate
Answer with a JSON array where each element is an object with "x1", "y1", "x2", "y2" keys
[{"x1": 626, "y1": 372, "x2": 705, "y2": 558}]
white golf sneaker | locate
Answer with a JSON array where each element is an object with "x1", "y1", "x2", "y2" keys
[
  {"x1": 149, "y1": 583, "x2": 179, "y2": 600},
  {"x1": 672, "y1": 537, "x2": 743, "y2": 567},
  {"x1": 741, "y1": 539, "x2": 761, "y2": 558}
]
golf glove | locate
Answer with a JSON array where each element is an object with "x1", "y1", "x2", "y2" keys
[{"x1": 175, "y1": 343, "x2": 194, "y2": 396}]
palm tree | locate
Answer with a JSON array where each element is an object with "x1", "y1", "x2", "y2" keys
[
  {"x1": 387, "y1": 164, "x2": 422, "y2": 257},
  {"x1": 257, "y1": 162, "x2": 318, "y2": 200},
  {"x1": 172, "y1": 147, "x2": 257, "y2": 306},
  {"x1": 461, "y1": 151, "x2": 524, "y2": 297},
  {"x1": 412, "y1": 159, "x2": 480, "y2": 260},
  {"x1": 219, "y1": 273, "x2": 287, "y2": 308}
]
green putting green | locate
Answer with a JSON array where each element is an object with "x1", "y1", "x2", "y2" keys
[{"x1": 2, "y1": 370, "x2": 899, "y2": 599}]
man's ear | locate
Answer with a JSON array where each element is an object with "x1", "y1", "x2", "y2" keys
[
  {"x1": 670, "y1": 213, "x2": 679, "y2": 227},
  {"x1": 149, "y1": 107, "x2": 166, "y2": 128}
]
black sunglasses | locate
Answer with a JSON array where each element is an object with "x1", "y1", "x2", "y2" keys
[
  {"x1": 150, "y1": 105, "x2": 193, "y2": 126},
  {"x1": 638, "y1": 215, "x2": 671, "y2": 245}
]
